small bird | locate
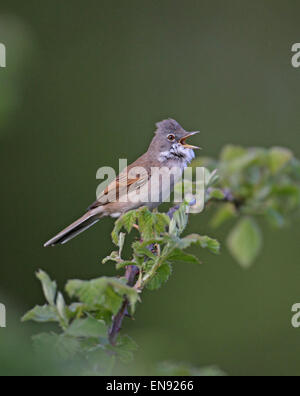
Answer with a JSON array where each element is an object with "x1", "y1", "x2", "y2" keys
[{"x1": 44, "y1": 119, "x2": 200, "y2": 247}]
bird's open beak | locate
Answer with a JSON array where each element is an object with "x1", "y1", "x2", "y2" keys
[{"x1": 179, "y1": 131, "x2": 201, "y2": 150}]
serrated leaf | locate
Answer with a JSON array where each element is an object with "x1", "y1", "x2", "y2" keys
[
  {"x1": 121, "y1": 210, "x2": 137, "y2": 233},
  {"x1": 111, "y1": 219, "x2": 123, "y2": 245},
  {"x1": 154, "y1": 213, "x2": 170, "y2": 235},
  {"x1": 132, "y1": 241, "x2": 157, "y2": 260},
  {"x1": 66, "y1": 277, "x2": 139, "y2": 314},
  {"x1": 32, "y1": 333, "x2": 80, "y2": 359},
  {"x1": 227, "y1": 217, "x2": 262, "y2": 268},
  {"x1": 180, "y1": 234, "x2": 220, "y2": 254},
  {"x1": 137, "y1": 207, "x2": 154, "y2": 239},
  {"x1": 167, "y1": 248, "x2": 201, "y2": 265},
  {"x1": 66, "y1": 317, "x2": 107, "y2": 338},
  {"x1": 21, "y1": 305, "x2": 59, "y2": 323},
  {"x1": 147, "y1": 263, "x2": 172, "y2": 290},
  {"x1": 36, "y1": 270, "x2": 57, "y2": 306},
  {"x1": 112, "y1": 335, "x2": 138, "y2": 364}
]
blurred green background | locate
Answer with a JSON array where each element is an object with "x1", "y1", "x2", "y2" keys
[{"x1": 1, "y1": 0, "x2": 300, "y2": 376}]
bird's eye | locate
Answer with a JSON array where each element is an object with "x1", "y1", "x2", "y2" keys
[{"x1": 167, "y1": 134, "x2": 175, "y2": 142}]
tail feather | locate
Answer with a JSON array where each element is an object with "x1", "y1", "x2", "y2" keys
[{"x1": 44, "y1": 211, "x2": 100, "y2": 247}]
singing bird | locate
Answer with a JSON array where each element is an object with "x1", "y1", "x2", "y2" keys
[{"x1": 44, "y1": 119, "x2": 200, "y2": 247}]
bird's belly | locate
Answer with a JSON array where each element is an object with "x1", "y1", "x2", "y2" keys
[{"x1": 127, "y1": 166, "x2": 183, "y2": 209}]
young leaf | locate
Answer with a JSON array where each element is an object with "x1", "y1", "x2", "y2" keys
[
  {"x1": 36, "y1": 270, "x2": 57, "y2": 306},
  {"x1": 147, "y1": 263, "x2": 172, "y2": 290},
  {"x1": 179, "y1": 234, "x2": 220, "y2": 254},
  {"x1": 102, "y1": 251, "x2": 120, "y2": 265},
  {"x1": 66, "y1": 317, "x2": 107, "y2": 338},
  {"x1": 137, "y1": 207, "x2": 154, "y2": 239},
  {"x1": 21, "y1": 305, "x2": 59, "y2": 323},
  {"x1": 172, "y1": 203, "x2": 189, "y2": 234},
  {"x1": 167, "y1": 249, "x2": 201, "y2": 265},
  {"x1": 227, "y1": 217, "x2": 262, "y2": 268},
  {"x1": 116, "y1": 260, "x2": 137, "y2": 270},
  {"x1": 56, "y1": 292, "x2": 68, "y2": 325},
  {"x1": 154, "y1": 213, "x2": 170, "y2": 235},
  {"x1": 121, "y1": 210, "x2": 137, "y2": 233},
  {"x1": 132, "y1": 241, "x2": 157, "y2": 260},
  {"x1": 66, "y1": 277, "x2": 139, "y2": 314}
]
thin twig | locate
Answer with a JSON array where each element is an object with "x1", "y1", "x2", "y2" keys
[{"x1": 108, "y1": 265, "x2": 139, "y2": 346}]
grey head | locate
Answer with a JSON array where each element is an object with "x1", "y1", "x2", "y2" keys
[{"x1": 148, "y1": 119, "x2": 200, "y2": 164}]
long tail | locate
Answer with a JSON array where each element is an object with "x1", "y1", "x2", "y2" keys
[{"x1": 44, "y1": 210, "x2": 102, "y2": 247}]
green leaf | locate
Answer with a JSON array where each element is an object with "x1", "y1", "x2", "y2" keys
[
  {"x1": 111, "y1": 210, "x2": 139, "y2": 245},
  {"x1": 154, "y1": 213, "x2": 170, "y2": 235},
  {"x1": 66, "y1": 277, "x2": 139, "y2": 314},
  {"x1": 66, "y1": 317, "x2": 107, "y2": 338},
  {"x1": 36, "y1": 270, "x2": 57, "y2": 306},
  {"x1": 21, "y1": 305, "x2": 59, "y2": 323},
  {"x1": 172, "y1": 203, "x2": 189, "y2": 234},
  {"x1": 121, "y1": 210, "x2": 137, "y2": 233},
  {"x1": 102, "y1": 251, "x2": 120, "y2": 264},
  {"x1": 137, "y1": 207, "x2": 154, "y2": 239},
  {"x1": 116, "y1": 261, "x2": 137, "y2": 270},
  {"x1": 269, "y1": 147, "x2": 293, "y2": 174},
  {"x1": 180, "y1": 234, "x2": 220, "y2": 254},
  {"x1": 169, "y1": 218, "x2": 178, "y2": 236},
  {"x1": 208, "y1": 188, "x2": 226, "y2": 200},
  {"x1": 227, "y1": 217, "x2": 262, "y2": 268},
  {"x1": 221, "y1": 145, "x2": 247, "y2": 161},
  {"x1": 147, "y1": 263, "x2": 172, "y2": 290},
  {"x1": 32, "y1": 333, "x2": 80, "y2": 359},
  {"x1": 167, "y1": 248, "x2": 201, "y2": 265},
  {"x1": 132, "y1": 241, "x2": 157, "y2": 260},
  {"x1": 56, "y1": 292, "x2": 68, "y2": 325},
  {"x1": 112, "y1": 335, "x2": 138, "y2": 364},
  {"x1": 111, "y1": 219, "x2": 123, "y2": 245},
  {"x1": 118, "y1": 232, "x2": 126, "y2": 254},
  {"x1": 210, "y1": 203, "x2": 236, "y2": 228}
]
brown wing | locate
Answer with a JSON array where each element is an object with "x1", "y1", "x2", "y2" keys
[{"x1": 88, "y1": 155, "x2": 151, "y2": 210}]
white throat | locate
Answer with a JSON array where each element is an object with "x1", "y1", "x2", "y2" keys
[{"x1": 159, "y1": 143, "x2": 195, "y2": 167}]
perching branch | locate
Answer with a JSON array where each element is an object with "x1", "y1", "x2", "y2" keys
[{"x1": 108, "y1": 265, "x2": 139, "y2": 345}]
